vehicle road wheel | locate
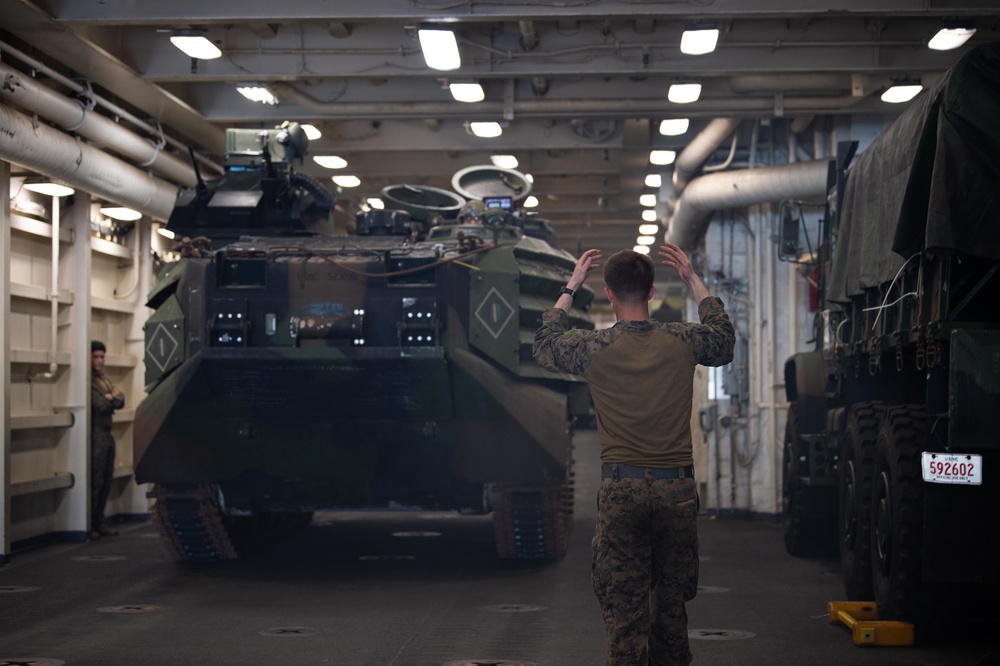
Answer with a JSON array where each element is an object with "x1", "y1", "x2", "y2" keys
[
  {"x1": 871, "y1": 404, "x2": 927, "y2": 623},
  {"x1": 839, "y1": 402, "x2": 887, "y2": 600},
  {"x1": 782, "y1": 402, "x2": 835, "y2": 556}
]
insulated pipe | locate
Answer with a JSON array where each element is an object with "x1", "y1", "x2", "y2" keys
[
  {"x1": 0, "y1": 38, "x2": 223, "y2": 177},
  {"x1": 665, "y1": 159, "x2": 831, "y2": 251},
  {"x1": 0, "y1": 103, "x2": 178, "y2": 221},
  {"x1": 672, "y1": 118, "x2": 741, "y2": 192},
  {"x1": 0, "y1": 62, "x2": 198, "y2": 187}
]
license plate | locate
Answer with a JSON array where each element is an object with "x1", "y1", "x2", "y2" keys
[{"x1": 921, "y1": 452, "x2": 983, "y2": 485}]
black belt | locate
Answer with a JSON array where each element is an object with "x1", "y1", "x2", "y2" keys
[{"x1": 601, "y1": 463, "x2": 694, "y2": 480}]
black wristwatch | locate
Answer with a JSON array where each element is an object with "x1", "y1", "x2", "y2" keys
[{"x1": 559, "y1": 286, "x2": 576, "y2": 299}]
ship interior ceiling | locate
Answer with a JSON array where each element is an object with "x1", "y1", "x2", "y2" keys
[{"x1": 1, "y1": 1, "x2": 997, "y2": 304}]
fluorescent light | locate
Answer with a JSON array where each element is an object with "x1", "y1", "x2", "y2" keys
[
  {"x1": 668, "y1": 83, "x2": 702, "y2": 104},
  {"x1": 633, "y1": 245, "x2": 650, "y2": 255},
  {"x1": 449, "y1": 82, "x2": 484, "y2": 103},
  {"x1": 490, "y1": 154, "x2": 518, "y2": 169},
  {"x1": 523, "y1": 195, "x2": 539, "y2": 208},
  {"x1": 418, "y1": 27, "x2": 461, "y2": 71},
  {"x1": 928, "y1": 27, "x2": 975, "y2": 51},
  {"x1": 24, "y1": 182, "x2": 75, "y2": 197},
  {"x1": 639, "y1": 193, "x2": 657, "y2": 207},
  {"x1": 639, "y1": 223, "x2": 659, "y2": 235},
  {"x1": 301, "y1": 124, "x2": 322, "y2": 140},
  {"x1": 637, "y1": 235, "x2": 656, "y2": 245},
  {"x1": 332, "y1": 175, "x2": 360, "y2": 188},
  {"x1": 237, "y1": 85, "x2": 277, "y2": 105},
  {"x1": 470, "y1": 122, "x2": 502, "y2": 138},
  {"x1": 641, "y1": 211, "x2": 658, "y2": 224},
  {"x1": 157, "y1": 226, "x2": 176, "y2": 240},
  {"x1": 649, "y1": 150, "x2": 676, "y2": 166},
  {"x1": 366, "y1": 197, "x2": 385, "y2": 210},
  {"x1": 680, "y1": 28, "x2": 719, "y2": 55},
  {"x1": 313, "y1": 155, "x2": 348, "y2": 169},
  {"x1": 659, "y1": 118, "x2": 690, "y2": 136},
  {"x1": 644, "y1": 174, "x2": 662, "y2": 188},
  {"x1": 100, "y1": 206, "x2": 142, "y2": 221},
  {"x1": 170, "y1": 34, "x2": 222, "y2": 60},
  {"x1": 881, "y1": 84, "x2": 923, "y2": 104}
]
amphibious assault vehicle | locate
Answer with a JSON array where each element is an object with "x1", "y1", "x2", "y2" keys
[{"x1": 134, "y1": 123, "x2": 594, "y2": 561}]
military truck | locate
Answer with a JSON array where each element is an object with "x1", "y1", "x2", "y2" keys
[
  {"x1": 781, "y1": 41, "x2": 1000, "y2": 628},
  {"x1": 134, "y1": 123, "x2": 594, "y2": 561}
]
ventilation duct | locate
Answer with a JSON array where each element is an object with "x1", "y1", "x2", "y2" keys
[{"x1": 665, "y1": 159, "x2": 831, "y2": 251}]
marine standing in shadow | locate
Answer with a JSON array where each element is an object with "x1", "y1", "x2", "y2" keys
[{"x1": 90, "y1": 340, "x2": 123, "y2": 539}]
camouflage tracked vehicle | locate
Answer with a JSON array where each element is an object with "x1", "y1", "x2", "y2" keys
[{"x1": 134, "y1": 123, "x2": 594, "y2": 561}]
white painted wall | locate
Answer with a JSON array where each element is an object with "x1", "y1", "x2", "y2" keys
[{"x1": 2, "y1": 166, "x2": 150, "y2": 557}]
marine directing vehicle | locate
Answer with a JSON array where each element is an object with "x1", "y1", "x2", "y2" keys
[
  {"x1": 134, "y1": 122, "x2": 594, "y2": 561},
  {"x1": 781, "y1": 41, "x2": 1000, "y2": 629}
]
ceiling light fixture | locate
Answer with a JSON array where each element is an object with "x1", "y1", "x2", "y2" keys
[
  {"x1": 636, "y1": 235, "x2": 657, "y2": 245},
  {"x1": 236, "y1": 85, "x2": 277, "y2": 105},
  {"x1": 23, "y1": 181, "x2": 75, "y2": 197},
  {"x1": 524, "y1": 173, "x2": 534, "y2": 183},
  {"x1": 470, "y1": 121, "x2": 502, "y2": 138},
  {"x1": 449, "y1": 82, "x2": 484, "y2": 103},
  {"x1": 641, "y1": 211, "x2": 658, "y2": 224},
  {"x1": 668, "y1": 83, "x2": 702, "y2": 104},
  {"x1": 639, "y1": 193, "x2": 657, "y2": 207},
  {"x1": 928, "y1": 25, "x2": 976, "y2": 51},
  {"x1": 313, "y1": 155, "x2": 348, "y2": 169},
  {"x1": 649, "y1": 150, "x2": 677, "y2": 166},
  {"x1": 100, "y1": 206, "x2": 142, "y2": 221},
  {"x1": 881, "y1": 82, "x2": 923, "y2": 104},
  {"x1": 633, "y1": 245, "x2": 651, "y2": 255},
  {"x1": 490, "y1": 154, "x2": 518, "y2": 169},
  {"x1": 366, "y1": 198, "x2": 385, "y2": 210},
  {"x1": 332, "y1": 175, "x2": 361, "y2": 188},
  {"x1": 644, "y1": 174, "x2": 662, "y2": 188},
  {"x1": 639, "y1": 223, "x2": 659, "y2": 235},
  {"x1": 157, "y1": 226, "x2": 176, "y2": 240},
  {"x1": 680, "y1": 26, "x2": 719, "y2": 55},
  {"x1": 301, "y1": 124, "x2": 322, "y2": 140},
  {"x1": 523, "y1": 195, "x2": 539, "y2": 208},
  {"x1": 659, "y1": 118, "x2": 690, "y2": 136},
  {"x1": 418, "y1": 26, "x2": 461, "y2": 71},
  {"x1": 169, "y1": 31, "x2": 222, "y2": 60}
]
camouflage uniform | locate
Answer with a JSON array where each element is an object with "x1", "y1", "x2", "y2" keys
[
  {"x1": 91, "y1": 373, "x2": 124, "y2": 532},
  {"x1": 533, "y1": 297, "x2": 734, "y2": 666}
]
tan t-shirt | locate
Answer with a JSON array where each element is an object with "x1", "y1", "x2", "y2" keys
[{"x1": 533, "y1": 297, "x2": 734, "y2": 467}]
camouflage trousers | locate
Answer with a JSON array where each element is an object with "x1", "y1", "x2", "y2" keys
[{"x1": 592, "y1": 476, "x2": 699, "y2": 666}]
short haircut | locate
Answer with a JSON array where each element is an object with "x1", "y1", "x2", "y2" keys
[
  {"x1": 91, "y1": 340, "x2": 106, "y2": 353},
  {"x1": 603, "y1": 249, "x2": 655, "y2": 304}
]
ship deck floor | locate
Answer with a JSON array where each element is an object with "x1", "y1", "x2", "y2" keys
[{"x1": 1, "y1": 429, "x2": 997, "y2": 665}]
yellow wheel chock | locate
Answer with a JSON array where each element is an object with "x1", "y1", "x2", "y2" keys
[{"x1": 827, "y1": 601, "x2": 914, "y2": 646}]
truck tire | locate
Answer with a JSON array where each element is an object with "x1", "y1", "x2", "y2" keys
[
  {"x1": 782, "y1": 402, "x2": 835, "y2": 556},
  {"x1": 839, "y1": 401, "x2": 887, "y2": 600},
  {"x1": 871, "y1": 404, "x2": 927, "y2": 623}
]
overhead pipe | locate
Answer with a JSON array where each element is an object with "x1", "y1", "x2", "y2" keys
[
  {"x1": 0, "y1": 38, "x2": 223, "y2": 178},
  {"x1": 665, "y1": 159, "x2": 831, "y2": 251},
  {"x1": 0, "y1": 62, "x2": 198, "y2": 187},
  {"x1": 0, "y1": 102, "x2": 177, "y2": 220},
  {"x1": 272, "y1": 83, "x2": 872, "y2": 119}
]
